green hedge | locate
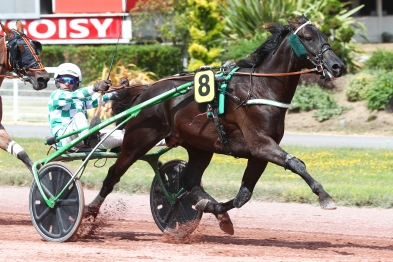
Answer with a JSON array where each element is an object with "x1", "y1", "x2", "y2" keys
[
  {"x1": 363, "y1": 49, "x2": 393, "y2": 71},
  {"x1": 346, "y1": 73, "x2": 375, "y2": 102},
  {"x1": 39, "y1": 44, "x2": 183, "y2": 84},
  {"x1": 366, "y1": 71, "x2": 393, "y2": 111}
]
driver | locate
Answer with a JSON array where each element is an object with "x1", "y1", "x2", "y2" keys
[{"x1": 47, "y1": 63, "x2": 127, "y2": 151}]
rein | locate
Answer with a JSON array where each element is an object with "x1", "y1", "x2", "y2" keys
[
  {"x1": 0, "y1": 74, "x2": 21, "y2": 79},
  {"x1": 127, "y1": 67, "x2": 319, "y2": 85},
  {"x1": 233, "y1": 68, "x2": 317, "y2": 77}
]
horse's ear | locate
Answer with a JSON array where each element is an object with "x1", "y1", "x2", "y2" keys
[
  {"x1": 16, "y1": 20, "x2": 24, "y2": 33},
  {"x1": 286, "y1": 18, "x2": 295, "y2": 31},
  {"x1": 0, "y1": 22, "x2": 11, "y2": 35}
]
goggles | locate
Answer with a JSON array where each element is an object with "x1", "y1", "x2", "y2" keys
[{"x1": 59, "y1": 76, "x2": 76, "y2": 84}]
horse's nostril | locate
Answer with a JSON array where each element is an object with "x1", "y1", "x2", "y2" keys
[
  {"x1": 37, "y1": 77, "x2": 49, "y2": 88},
  {"x1": 38, "y1": 77, "x2": 48, "y2": 83},
  {"x1": 331, "y1": 64, "x2": 343, "y2": 77}
]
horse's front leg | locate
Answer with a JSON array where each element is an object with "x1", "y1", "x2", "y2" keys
[
  {"x1": 252, "y1": 136, "x2": 336, "y2": 210},
  {"x1": 0, "y1": 123, "x2": 34, "y2": 174},
  {"x1": 283, "y1": 152, "x2": 336, "y2": 209}
]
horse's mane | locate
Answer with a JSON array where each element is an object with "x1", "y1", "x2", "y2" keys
[
  {"x1": 110, "y1": 84, "x2": 147, "y2": 128},
  {"x1": 236, "y1": 16, "x2": 309, "y2": 68},
  {"x1": 111, "y1": 84, "x2": 147, "y2": 115}
]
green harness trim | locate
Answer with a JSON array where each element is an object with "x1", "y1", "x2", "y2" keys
[{"x1": 207, "y1": 67, "x2": 240, "y2": 117}]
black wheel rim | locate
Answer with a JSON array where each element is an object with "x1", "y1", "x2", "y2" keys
[
  {"x1": 30, "y1": 164, "x2": 82, "y2": 241},
  {"x1": 150, "y1": 160, "x2": 202, "y2": 237}
]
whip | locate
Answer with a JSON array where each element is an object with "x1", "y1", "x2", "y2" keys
[{"x1": 107, "y1": 0, "x2": 129, "y2": 80}]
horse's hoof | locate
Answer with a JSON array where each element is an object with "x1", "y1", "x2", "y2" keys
[
  {"x1": 319, "y1": 198, "x2": 337, "y2": 210},
  {"x1": 219, "y1": 221, "x2": 234, "y2": 235},
  {"x1": 216, "y1": 212, "x2": 234, "y2": 235},
  {"x1": 83, "y1": 205, "x2": 99, "y2": 219},
  {"x1": 195, "y1": 199, "x2": 210, "y2": 212}
]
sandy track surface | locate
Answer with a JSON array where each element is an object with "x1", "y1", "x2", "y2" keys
[{"x1": 1, "y1": 186, "x2": 392, "y2": 261}]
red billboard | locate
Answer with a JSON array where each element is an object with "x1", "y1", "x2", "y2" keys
[
  {"x1": 0, "y1": 15, "x2": 132, "y2": 44},
  {"x1": 53, "y1": 0, "x2": 139, "y2": 13}
]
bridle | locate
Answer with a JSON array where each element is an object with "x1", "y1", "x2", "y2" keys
[
  {"x1": 292, "y1": 21, "x2": 334, "y2": 80},
  {"x1": 1, "y1": 29, "x2": 45, "y2": 79}
]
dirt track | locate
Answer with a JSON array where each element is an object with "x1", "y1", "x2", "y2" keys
[{"x1": 1, "y1": 186, "x2": 392, "y2": 261}]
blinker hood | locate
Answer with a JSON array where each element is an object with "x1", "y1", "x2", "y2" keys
[{"x1": 6, "y1": 31, "x2": 43, "y2": 71}]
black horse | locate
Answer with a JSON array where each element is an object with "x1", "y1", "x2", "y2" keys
[{"x1": 86, "y1": 15, "x2": 344, "y2": 235}]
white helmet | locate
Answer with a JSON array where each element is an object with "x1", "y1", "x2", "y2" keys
[{"x1": 54, "y1": 63, "x2": 82, "y2": 90}]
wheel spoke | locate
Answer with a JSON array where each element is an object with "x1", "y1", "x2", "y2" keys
[
  {"x1": 163, "y1": 202, "x2": 176, "y2": 223},
  {"x1": 178, "y1": 201, "x2": 190, "y2": 221},
  {"x1": 35, "y1": 206, "x2": 52, "y2": 222},
  {"x1": 56, "y1": 207, "x2": 67, "y2": 234},
  {"x1": 41, "y1": 183, "x2": 55, "y2": 199},
  {"x1": 57, "y1": 198, "x2": 79, "y2": 206}
]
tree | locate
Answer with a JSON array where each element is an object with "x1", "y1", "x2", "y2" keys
[
  {"x1": 130, "y1": 0, "x2": 191, "y2": 50},
  {"x1": 187, "y1": 0, "x2": 225, "y2": 70},
  {"x1": 218, "y1": 0, "x2": 367, "y2": 73}
]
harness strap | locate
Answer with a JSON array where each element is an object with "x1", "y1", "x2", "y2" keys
[
  {"x1": 294, "y1": 21, "x2": 312, "y2": 35},
  {"x1": 3, "y1": 36, "x2": 12, "y2": 70},
  {"x1": 246, "y1": 98, "x2": 290, "y2": 108},
  {"x1": 210, "y1": 105, "x2": 232, "y2": 155}
]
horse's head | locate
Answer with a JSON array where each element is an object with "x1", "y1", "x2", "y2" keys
[
  {"x1": 1, "y1": 21, "x2": 49, "y2": 90},
  {"x1": 288, "y1": 15, "x2": 344, "y2": 80}
]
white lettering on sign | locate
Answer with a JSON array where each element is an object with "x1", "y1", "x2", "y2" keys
[
  {"x1": 28, "y1": 19, "x2": 56, "y2": 38},
  {"x1": 70, "y1": 19, "x2": 89, "y2": 38},
  {"x1": 59, "y1": 19, "x2": 67, "y2": 38},
  {"x1": 0, "y1": 16, "x2": 132, "y2": 44},
  {"x1": 90, "y1": 18, "x2": 113, "y2": 37}
]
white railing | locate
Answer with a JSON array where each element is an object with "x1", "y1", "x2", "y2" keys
[{"x1": 1, "y1": 67, "x2": 57, "y2": 123}]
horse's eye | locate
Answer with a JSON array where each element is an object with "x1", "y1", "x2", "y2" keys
[{"x1": 304, "y1": 37, "x2": 313, "y2": 42}]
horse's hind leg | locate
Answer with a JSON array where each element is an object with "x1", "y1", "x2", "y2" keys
[
  {"x1": 85, "y1": 134, "x2": 156, "y2": 218},
  {"x1": 0, "y1": 123, "x2": 34, "y2": 174},
  {"x1": 182, "y1": 144, "x2": 234, "y2": 235},
  {"x1": 85, "y1": 151, "x2": 140, "y2": 218},
  {"x1": 194, "y1": 158, "x2": 268, "y2": 214}
]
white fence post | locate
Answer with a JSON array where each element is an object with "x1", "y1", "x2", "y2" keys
[{"x1": 13, "y1": 78, "x2": 18, "y2": 122}]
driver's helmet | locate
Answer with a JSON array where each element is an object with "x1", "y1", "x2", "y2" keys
[{"x1": 54, "y1": 63, "x2": 82, "y2": 90}]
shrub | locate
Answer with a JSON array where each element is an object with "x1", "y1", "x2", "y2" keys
[
  {"x1": 290, "y1": 85, "x2": 323, "y2": 112},
  {"x1": 220, "y1": 33, "x2": 269, "y2": 62},
  {"x1": 366, "y1": 71, "x2": 393, "y2": 111},
  {"x1": 290, "y1": 84, "x2": 347, "y2": 122},
  {"x1": 39, "y1": 44, "x2": 183, "y2": 84},
  {"x1": 313, "y1": 95, "x2": 346, "y2": 122},
  {"x1": 382, "y1": 32, "x2": 393, "y2": 43},
  {"x1": 363, "y1": 50, "x2": 393, "y2": 71},
  {"x1": 345, "y1": 73, "x2": 375, "y2": 102}
]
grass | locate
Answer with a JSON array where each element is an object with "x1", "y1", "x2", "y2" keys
[{"x1": 1, "y1": 138, "x2": 393, "y2": 208}]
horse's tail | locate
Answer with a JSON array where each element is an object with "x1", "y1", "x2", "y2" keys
[{"x1": 112, "y1": 83, "x2": 147, "y2": 128}]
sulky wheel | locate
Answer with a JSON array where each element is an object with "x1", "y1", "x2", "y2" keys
[
  {"x1": 29, "y1": 162, "x2": 84, "y2": 242},
  {"x1": 150, "y1": 159, "x2": 202, "y2": 238}
]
